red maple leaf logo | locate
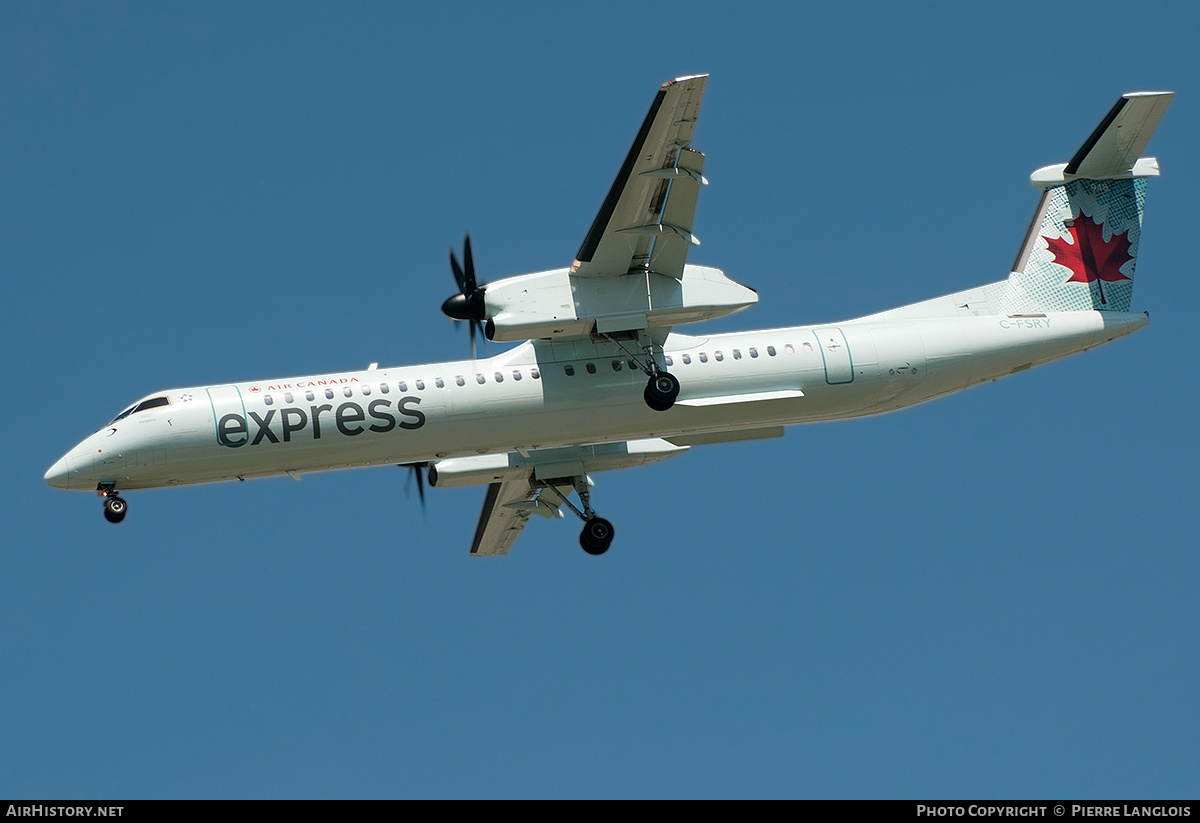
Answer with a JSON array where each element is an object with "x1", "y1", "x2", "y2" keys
[{"x1": 1044, "y1": 212, "x2": 1132, "y2": 306}]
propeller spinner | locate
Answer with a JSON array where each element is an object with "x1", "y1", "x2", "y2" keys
[{"x1": 442, "y1": 235, "x2": 487, "y2": 357}]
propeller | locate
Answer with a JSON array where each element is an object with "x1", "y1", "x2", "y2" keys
[
  {"x1": 400, "y1": 462, "x2": 429, "y2": 513},
  {"x1": 442, "y1": 234, "x2": 487, "y2": 358}
]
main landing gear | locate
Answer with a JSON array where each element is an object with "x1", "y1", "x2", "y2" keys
[
  {"x1": 579, "y1": 516, "x2": 615, "y2": 555},
  {"x1": 570, "y1": 476, "x2": 614, "y2": 555},
  {"x1": 99, "y1": 485, "x2": 127, "y2": 523},
  {"x1": 538, "y1": 475, "x2": 615, "y2": 555},
  {"x1": 602, "y1": 330, "x2": 681, "y2": 412},
  {"x1": 644, "y1": 372, "x2": 680, "y2": 412}
]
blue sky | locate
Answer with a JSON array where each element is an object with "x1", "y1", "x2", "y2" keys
[{"x1": 3, "y1": 1, "x2": 1198, "y2": 799}]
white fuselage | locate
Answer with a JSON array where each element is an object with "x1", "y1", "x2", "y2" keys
[{"x1": 45, "y1": 310, "x2": 1147, "y2": 492}]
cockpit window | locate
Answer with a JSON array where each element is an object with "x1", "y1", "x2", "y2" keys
[
  {"x1": 111, "y1": 396, "x2": 170, "y2": 424},
  {"x1": 111, "y1": 404, "x2": 137, "y2": 424}
]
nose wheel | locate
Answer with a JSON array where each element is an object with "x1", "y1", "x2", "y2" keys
[{"x1": 103, "y1": 494, "x2": 127, "y2": 524}]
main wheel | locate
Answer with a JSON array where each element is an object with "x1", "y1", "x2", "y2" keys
[
  {"x1": 103, "y1": 496, "x2": 127, "y2": 524},
  {"x1": 579, "y1": 517, "x2": 614, "y2": 555},
  {"x1": 643, "y1": 372, "x2": 680, "y2": 412}
]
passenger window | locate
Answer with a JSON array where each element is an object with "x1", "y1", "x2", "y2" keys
[
  {"x1": 749, "y1": 348, "x2": 758, "y2": 358},
  {"x1": 565, "y1": 365, "x2": 575, "y2": 376},
  {"x1": 682, "y1": 354, "x2": 691, "y2": 365},
  {"x1": 785, "y1": 344, "x2": 795, "y2": 355},
  {"x1": 343, "y1": 387, "x2": 353, "y2": 397},
  {"x1": 531, "y1": 369, "x2": 540, "y2": 379},
  {"x1": 379, "y1": 383, "x2": 389, "y2": 394},
  {"x1": 512, "y1": 370, "x2": 522, "y2": 381},
  {"x1": 264, "y1": 395, "x2": 274, "y2": 406},
  {"x1": 325, "y1": 388, "x2": 335, "y2": 399},
  {"x1": 284, "y1": 392, "x2": 294, "y2": 404},
  {"x1": 612, "y1": 360, "x2": 622, "y2": 371},
  {"x1": 362, "y1": 385, "x2": 371, "y2": 396},
  {"x1": 305, "y1": 391, "x2": 314, "y2": 401},
  {"x1": 767, "y1": 346, "x2": 777, "y2": 357},
  {"x1": 494, "y1": 372, "x2": 503, "y2": 383},
  {"x1": 715, "y1": 351, "x2": 724, "y2": 362},
  {"x1": 699, "y1": 353, "x2": 708, "y2": 363},
  {"x1": 416, "y1": 380, "x2": 425, "y2": 391},
  {"x1": 586, "y1": 363, "x2": 596, "y2": 374},
  {"x1": 455, "y1": 376, "x2": 465, "y2": 387},
  {"x1": 732, "y1": 350, "x2": 742, "y2": 360},
  {"x1": 398, "y1": 381, "x2": 408, "y2": 392},
  {"x1": 435, "y1": 378, "x2": 445, "y2": 389},
  {"x1": 477, "y1": 374, "x2": 486, "y2": 384},
  {"x1": 664, "y1": 355, "x2": 673, "y2": 367}
]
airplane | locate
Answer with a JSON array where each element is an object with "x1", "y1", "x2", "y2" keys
[{"x1": 45, "y1": 76, "x2": 1172, "y2": 556}]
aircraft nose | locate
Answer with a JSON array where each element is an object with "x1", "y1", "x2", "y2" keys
[{"x1": 45, "y1": 456, "x2": 71, "y2": 489}]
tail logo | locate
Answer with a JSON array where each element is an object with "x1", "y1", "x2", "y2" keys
[{"x1": 1044, "y1": 212, "x2": 1133, "y2": 306}]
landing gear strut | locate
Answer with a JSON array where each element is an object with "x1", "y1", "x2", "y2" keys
[{"x1": 101, "y1": 491, "x2": 127, "y2": 524}]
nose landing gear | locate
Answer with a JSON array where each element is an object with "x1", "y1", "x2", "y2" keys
[{"x1": 99, "y1": 485, "x2": 126, "y2": 523}]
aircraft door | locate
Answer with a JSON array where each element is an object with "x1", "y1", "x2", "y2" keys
[
  {"x1": 207, "y1": 385, "x2": 249, "y2": 447},
  {"x1": 813, "y1": 327, "x2": 854, "y2": 384}
]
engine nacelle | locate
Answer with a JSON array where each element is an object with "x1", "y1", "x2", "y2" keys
[{"x1": 482, "y1": 265, "x2": 757, "y2": 342}]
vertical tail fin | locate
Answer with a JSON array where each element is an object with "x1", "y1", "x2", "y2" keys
[{"x1": 1001, "y1": 92, "x2": 1172, "y2": 314}]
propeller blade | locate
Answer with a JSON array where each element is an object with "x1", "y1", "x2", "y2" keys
[
  {"x1": 463, "y1": 234, "x2": 476, "y2": 293},
  {"x1": 450, "y1": 249, "x2": 467, "y2": 294}
]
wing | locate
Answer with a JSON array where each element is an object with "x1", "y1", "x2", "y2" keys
[
  {"x1": 571, "y1": 74, "x2": 708, "y2": 281},
  {"x1": 455, "y1": 438, "x2": 691, "y2": 556}
]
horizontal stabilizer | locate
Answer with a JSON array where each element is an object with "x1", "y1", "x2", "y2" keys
[{"x1": 1032, "y1": 92, "x2": 1173, "y2": 187}]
